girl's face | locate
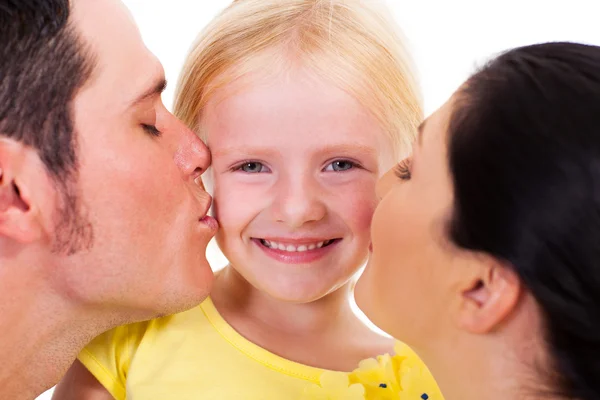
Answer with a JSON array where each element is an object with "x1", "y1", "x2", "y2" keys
[{"x1": 204, "y1": 68, "x2": 394, "y2": 302}]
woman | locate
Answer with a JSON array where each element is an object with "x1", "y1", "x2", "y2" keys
[{"x1": 357, "y1": 41, "x2": 600, "y2": 400}]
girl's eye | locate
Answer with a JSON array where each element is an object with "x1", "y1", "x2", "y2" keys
[
  {"x1": 233, "y1": 161, "x2": 270, "y2": 173},
  {"x1": 324, "y1": 160, "x2": 359, "y2": 172},
  {"x1": 394, "y1": 158, "x2": 412, "y2": 180}
]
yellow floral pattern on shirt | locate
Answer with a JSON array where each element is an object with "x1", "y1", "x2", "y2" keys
[
  {"x1": 301, "y1": 342, "x2": 443, "y2": 400},
  {"x1": 302, "y1": 372, "x2": 366, "y2": 400}
]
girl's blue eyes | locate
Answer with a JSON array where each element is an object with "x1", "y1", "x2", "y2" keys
[
  {"x1": 235, "y1": 161, "x2": 270, "y2": 173},
  {"x1": 232, "y1": 160, "x2": 359, "y2": 173},
  {"x1": 323, "y1": 160, "x2": 358, "y2": 172}
]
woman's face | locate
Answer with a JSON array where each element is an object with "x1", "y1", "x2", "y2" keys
[{"x1": 356, "y1": 98, "x2": 467, "y2": 346}]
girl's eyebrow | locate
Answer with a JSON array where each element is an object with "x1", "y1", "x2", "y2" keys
[
  {"x1": 312, "y1": 143, "x2": 377, "y2": 158},
  {"x1": 211, "y1": 146, "x2": 280, "y2": 158},
  {"x1": 212, "y1": 143, "x2": 377, "y2": 158}
]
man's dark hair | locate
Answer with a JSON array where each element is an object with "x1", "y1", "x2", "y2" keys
[
  {"x1": 0, "y1": 0, "x2": 95, "y2": 253},
  {"x1": 448, "y1": 42, "x2": 600, "y2": 400},
  {"x1": 0, "y1": 0, "x2": 95, "y2": 176}
]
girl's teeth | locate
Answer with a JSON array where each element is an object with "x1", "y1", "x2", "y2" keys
[{"x1": 261, "y1": 240, "x2": 335, "y2": 252}]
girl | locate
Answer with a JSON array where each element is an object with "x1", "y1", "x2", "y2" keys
[{"x1": 55, "y1": 1, "x2": 441, "y2": 399}]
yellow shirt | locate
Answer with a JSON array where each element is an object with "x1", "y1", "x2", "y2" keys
[{"x1": 79, "y1": 297, "x2": 443, "y2": 400}]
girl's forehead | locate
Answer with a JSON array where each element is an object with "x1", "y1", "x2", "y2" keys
[
  {"x1": 201, "y1": 64, "x2": 396, "y2": 168},
  {"x1": 205, "y1": 73, "x2": 378, "y2": 132}
]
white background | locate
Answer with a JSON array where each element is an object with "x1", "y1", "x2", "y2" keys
[{"x1": 38, "y1": 0, "x2": 600, "y2": 398}]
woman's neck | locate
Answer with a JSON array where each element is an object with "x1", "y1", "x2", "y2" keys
[{"x1": 421, "y1": 332, "x2": 559, "y2": 400}]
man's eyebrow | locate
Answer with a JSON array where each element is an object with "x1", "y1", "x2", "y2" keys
[{"x1": 130, "y1": 77, "x2": 167, "y2": 107}]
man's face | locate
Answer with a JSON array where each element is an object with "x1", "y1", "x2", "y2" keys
[{"x1": 52, "y1": 0, "x2": 216, "y2": 319}]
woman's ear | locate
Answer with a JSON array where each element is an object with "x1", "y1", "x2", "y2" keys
[{"x1": 457, "y1": 256, "x2": 522, "y2": 334}]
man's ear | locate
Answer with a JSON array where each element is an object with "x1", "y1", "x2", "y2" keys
[
  {"x1": 0, "y1": 139, "x2": 51, "y2": 244},
  {"x1": 457, "y1": 256, "x2": 522, "y2": 334}
]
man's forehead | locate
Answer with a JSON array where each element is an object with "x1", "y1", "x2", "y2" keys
[
  {"x1": 71, "y1": 0, "x2": 164, "y2": 108},
  {"x1": 71, "y1": 0, "x2": 137, "y2": 40}
]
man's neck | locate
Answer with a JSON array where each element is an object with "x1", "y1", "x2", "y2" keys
[{"x1": 0, "y1": 275, "x2": 101, "y2": 400}]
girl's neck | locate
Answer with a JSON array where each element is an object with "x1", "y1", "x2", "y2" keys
[
  {"x1": 210, "y1": 265, "x2": 393, "y2": 371},
  {"x1": 211, "y1": 265, "x2": 356, "y2": 335}
]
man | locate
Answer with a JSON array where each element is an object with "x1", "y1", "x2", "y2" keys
[{"x1": 0, "y1": 0, "x2": 217, "y2": 398}]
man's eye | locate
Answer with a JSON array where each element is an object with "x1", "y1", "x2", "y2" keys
[
  {"x1": 142, "y1": 124, "x2": 161, "y2": 137},
  {"x1": 233, "y1": 161, "x2": 270, "y2": 173}
]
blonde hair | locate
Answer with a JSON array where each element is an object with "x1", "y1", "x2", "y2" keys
[{"x1": 174, "y1": 0, "x2": 423, "y2": 160}]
